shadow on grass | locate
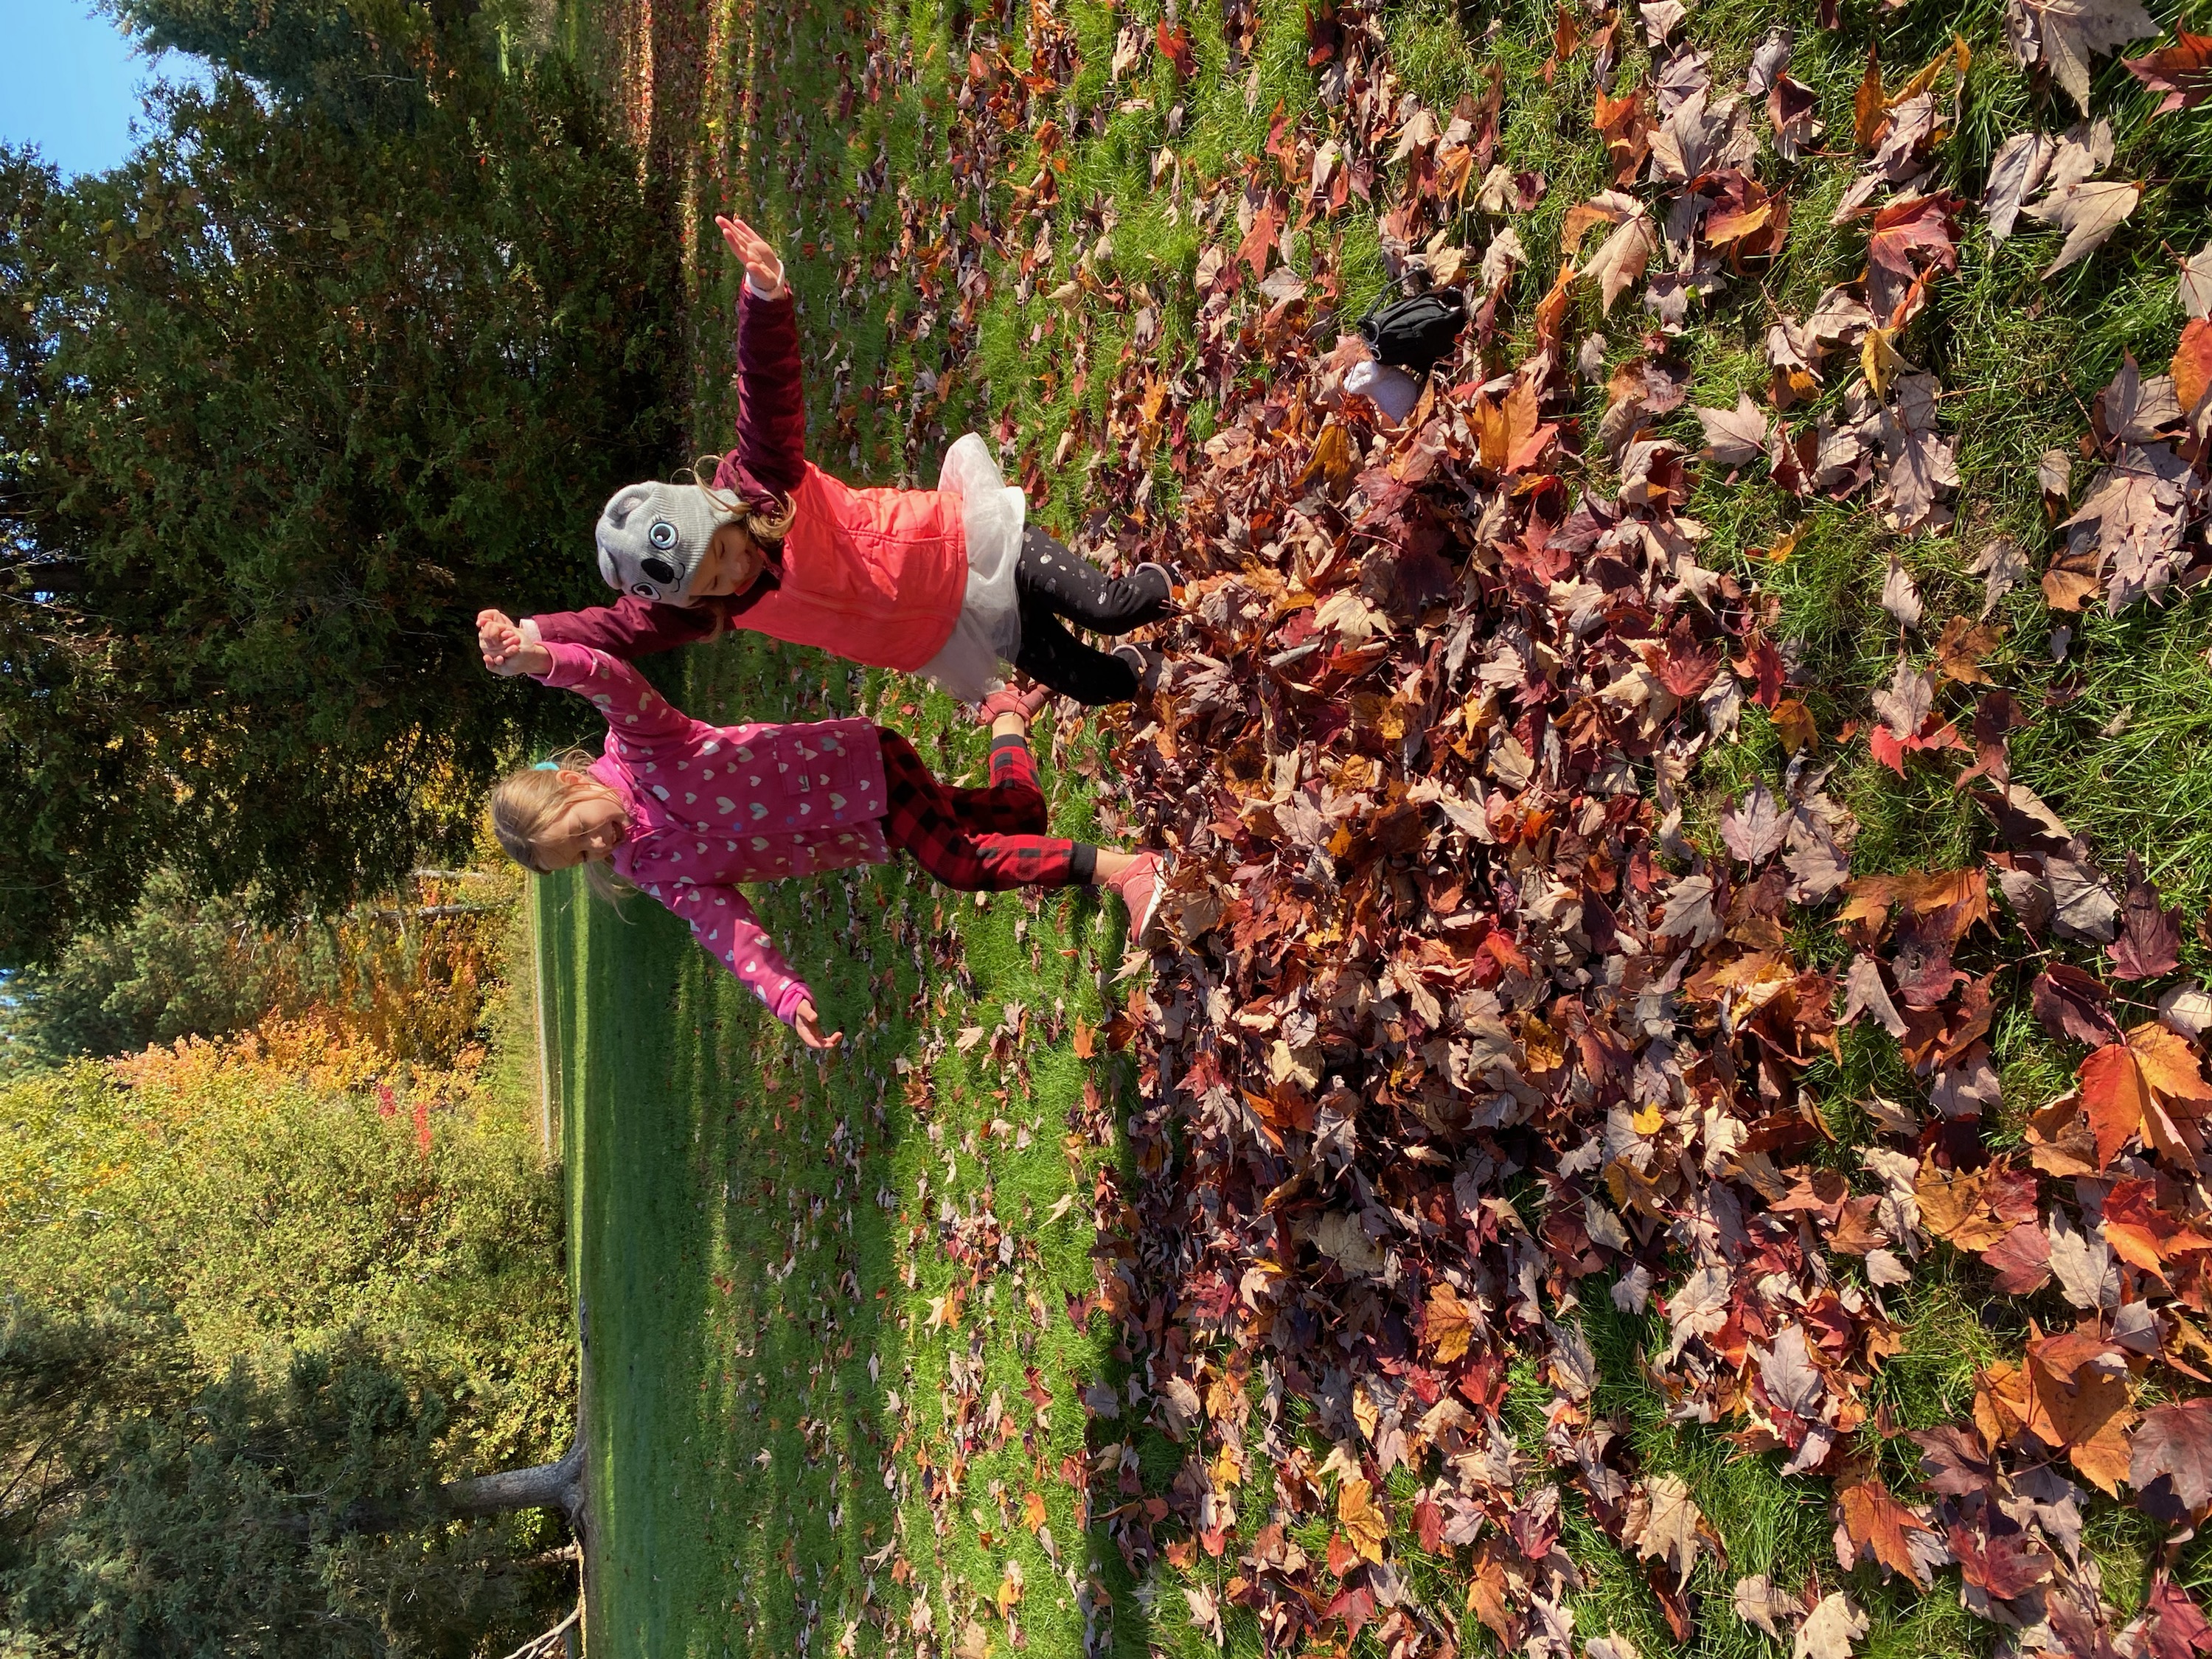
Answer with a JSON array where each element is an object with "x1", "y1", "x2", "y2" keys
[
  {"x1": 540, "y1": 636, "x2": 1156, "y2": 1657},
  {"x1": 549, "y1": 855, "x2": 926, "y2": 1654}
]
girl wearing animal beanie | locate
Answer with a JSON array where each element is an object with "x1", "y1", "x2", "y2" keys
[
  {"x1": 481, "y1": 622, "x2": 1166, "y2": 1047},
  {"x1": 483, "y1": 215, "x2": 1171, "y2": 706}
]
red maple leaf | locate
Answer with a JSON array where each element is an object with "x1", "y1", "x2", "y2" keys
[
  {"x1": 2140, "y1": 1573, "x2": 2212, "y2": 1659},
  {"x1": 1649, "y1": 620, "x2": 1720, "y2": 699},
  {"x1": 1237, "y1": 195, "x2": 1284, "y2": 279},
  {"x1": 2126, "y1": 30, "x2": 2212, "y2": 115},
  {"x1": 1733, "y1": 631, "x2": 1786, "y2": 708},
  {"x1": 1156, "y1": 18, "x2": 1195, "y2": 81},
  {"x1": 1950, "y1": 1517, "x2": 2056, "y2": 1601},
  {"x1": 2132, "y1": 1398, "x2": 2212, "y2": 1518},
  {"x1": 2110, "y1": 854, "x2": 2183, "y2": 981},
  {"x1": 2081, "y1": 1041, "x2": 2154, "y2": 1169},
  {"x1": 1865, "y1": 193, "x2": 1961, "y2": 322},
  {"x1": 1867, "y1": 714, "x2": 1966, "y2": 777}
]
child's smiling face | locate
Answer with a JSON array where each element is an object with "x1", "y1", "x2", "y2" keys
[
  {"x1": 533, "y1": 775, "x2": 630, "y2": 868},
  {"x1": 688, "y1": 523, "x2": 767, "y2": 602}
]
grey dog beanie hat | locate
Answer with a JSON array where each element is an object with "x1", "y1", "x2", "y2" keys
[{"x1": 594, "y1": 481, "x2": 734, "y2": 605}]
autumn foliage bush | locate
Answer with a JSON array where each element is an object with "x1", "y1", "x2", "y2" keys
[
  {"x1": 0, "y1": 996, "x2": 573, "y2": 1652},
  {"x1": 4, "y1": 866, "x2": 521, "y2": 1071}
]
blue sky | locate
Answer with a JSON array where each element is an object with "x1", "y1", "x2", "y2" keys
[{"x1": 0, "y1": 0, "x2": 207, "y2": 178}]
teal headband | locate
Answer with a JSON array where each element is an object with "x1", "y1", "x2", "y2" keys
[{"x1": 533, "y1": 760, "x2": 559, "y2": 771}]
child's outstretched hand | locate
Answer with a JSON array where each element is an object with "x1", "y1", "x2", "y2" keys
[
  {"x1": 478, "y1": 608, "x2": 551, "y2": 678},
  {"x1": 792, "y1": 998, "x2": 844, "y2": 1051},
  {"x1": 715, "y1": 215, "x2": 787, "y2": 299}
]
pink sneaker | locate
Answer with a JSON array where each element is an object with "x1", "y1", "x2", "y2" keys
[
  {"x1": 978, "y1": 683, "x2": 1051, "y2": 726},
  {"x1": 1105, "y1": 852, "x2": 1166, "y2": 942}
]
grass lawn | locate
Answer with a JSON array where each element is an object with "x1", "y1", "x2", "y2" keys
[
  {"x1": 541, "y1": 641, "x2": 1147, "y2": 1655},
  {"x1": 535, "y1": 0, "x2": 2212, "y2": 1651}
]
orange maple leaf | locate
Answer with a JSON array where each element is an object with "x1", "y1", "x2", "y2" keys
[{"x1": 1837, "y1": 1478, "x2": 1933, "y2": 1585}]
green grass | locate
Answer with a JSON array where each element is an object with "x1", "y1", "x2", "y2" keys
[
  {"x1": 544, "y1": 638, "x2": 1156, "y2": 1655},
  {"x1": 533, "y1": 0, "x2": 2212, "y2": 1649}
]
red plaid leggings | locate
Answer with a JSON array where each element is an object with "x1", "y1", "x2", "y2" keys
[{"x1": 876, "y1": 728, "x2": 1096, "y2": 889}]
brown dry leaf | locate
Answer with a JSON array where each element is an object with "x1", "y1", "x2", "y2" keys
[
  {"x1": 1338, "y1": 1476, "x2": 1388, "y2": 1563},
  {"x1": 2024, "y1": 1331, "x2": 2138, "y2": 1493},
  {"x1": 1734, "y1": 1574, "x2": 1803, "y2": 1637},
  {"x1": 2042, "y1": 563, "x2": 2103, "y2": 611},
  {"x1": 1837, "y1": 1478, "x2": 1935, "y2": 1585},
  {"x1": 1934, "y1": 615, "x2": 2005, "y2": 684},
  {"x1": 2183, "y1": 240, "x2": 2212, "y2": 319},
  {"x1": 1983, "y1": 132, "x2": 2056, "y2": 242},
  {"x1": 2011, "y1": 0, "x2": 2160, "y2": 110},
  {"x1": 1295, "y1": 421, "x2": 1359, "y2": 496},
  {"x1": 1773, "y1": 698, "x2": 1818, "y2": 754},
  {"x1": 1427, "y1": 1280, "x2": 1475, "y2": 1363},
  {"x1": 2025, "y1": 179, "x2": 2142, "y2": 276},
  {"x1": 1110, "y1": 19, "x2": 1147, "y2": 79},
  {"x1": 1972, "y1": 536, "x2": 2028, "y2": 616},
  {"x1": 1915, "y1": 1163, "x2": 2012, "y2": 1251},
  {"x1": 1697, "y1": 394, "x2": 1770, "y2": 465},
  {"x1": 1852, "y1": 46, "x2": 1888, "y2": 151},
  {"x1": 1880, "y1": 554, "x2": 1924, "y2": 631},
  {"x1": 1596, "y1": 80, "x2": 1654, "y2": 184},
  {"x1": 1627, "y1": 1474, "x2": 1716, "y2": 1590},
  {"x1": 1795, "y1": 1591, "x2": 1870, "y2": 1659},
  {"x1": 1878, "y1": 375, "x2": 1959, "y2": 534},
  {"x1": 2132, "y1": 1398, "x2": 2212, "y2": 1516},
  {"x1": 1585, "y1": 212, "x2": 1658, "y2": 315}
]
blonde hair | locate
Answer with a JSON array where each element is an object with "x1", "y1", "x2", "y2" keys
[
  {"x1": 488, "y1": 749, "x2": 632, "y2": 906},
  {"x1": 692, "y1": 455, "x2": 797, "y2": 556}
]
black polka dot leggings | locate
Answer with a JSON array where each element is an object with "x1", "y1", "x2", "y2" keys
[{"x1": 1012, "y1": 526, "x2": 1170, "y2": 706}]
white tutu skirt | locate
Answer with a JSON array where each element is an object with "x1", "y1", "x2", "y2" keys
[{"x1": 919, "y1": 433, "x2": 1026, "y2": 703}]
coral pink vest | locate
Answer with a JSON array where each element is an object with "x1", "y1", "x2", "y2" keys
[{"x1": 734, "y1": 463, "x2": 968, "y2": 672}]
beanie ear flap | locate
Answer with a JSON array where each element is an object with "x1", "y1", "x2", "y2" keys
[
  {"x1": 596, "y1": 484, "x2": 664, "y2": 596},
  {"x1": 602, "y1": 484, "x2": 653, "y2": 529}
]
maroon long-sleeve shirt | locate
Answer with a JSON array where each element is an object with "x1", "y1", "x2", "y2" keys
[
  {"x1": 533, "y1": 280, "x2": 806, "y2": 658},
  {"x1": 532, "y1": 280, "x2": 967, "y2": 670}
]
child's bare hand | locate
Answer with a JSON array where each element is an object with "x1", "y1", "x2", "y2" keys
[
  {"x1": 477, "y1": 609, "x2": 550, "y2": 677},
  {"x1": 793, "y1": 1000, "x2": 843, "y2": 1050},
  {"x1": 715, "y1": 215, "x2": 787, "y2": 298}
]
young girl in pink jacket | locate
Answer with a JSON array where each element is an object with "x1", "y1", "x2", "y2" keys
[
  {"x1": 480, "y1": 215, "x2": 1169, "y2": 706},
  {"x1": 480, "y1": 622, "x2": 1164, "y2": 1048}
]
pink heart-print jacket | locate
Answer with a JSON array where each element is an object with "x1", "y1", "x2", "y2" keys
[{"x1": 535, "y1": 641, "x2": 889, "y2": 1024}]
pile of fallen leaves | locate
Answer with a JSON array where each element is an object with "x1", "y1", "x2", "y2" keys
[
  {"x1": 1031, "y1": 4, "x2": 2212, "y2": 1659},
  {"x1": 669, "y1": 0, "x2": 2212, "y2": 1648}
]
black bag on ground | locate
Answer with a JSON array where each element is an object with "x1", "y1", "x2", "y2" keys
[{"x1": 1359, "y1": 288, "x2": 1468, "y2": 374}]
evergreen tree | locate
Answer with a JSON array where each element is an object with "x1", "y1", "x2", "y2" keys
[
  {"x1": 0, "y1": 865, "x2": 513, "y2": 1070},
  {"x1": 1, "y1": 1304, "x2": 575, "y2": 1658},
  {"x1": 0, "y1": 871, "x2": 282, "y2": 1065},
  {"x1": 0, "y1": 61, "x2": 675, "y2": 964}
]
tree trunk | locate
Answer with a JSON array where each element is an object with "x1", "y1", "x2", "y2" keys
[
  {"x1": 340, "y1": 1438, "x2": 585, "y2": 1535},
  {"x1": 439, "y1": 1439, "x2": 585, "y2": 1526}
]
